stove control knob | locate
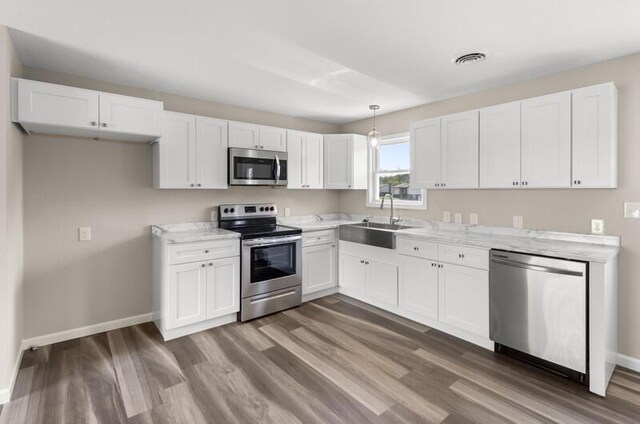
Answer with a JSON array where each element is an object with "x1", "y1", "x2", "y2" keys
[
  {"x1": 259, "y1": 207, "x2": 264, "y2": 212},
  {"x1": 270, "y1": 206, "x2": 275, "y2": 211},
  {"x1": 223, "y1": 208, "x2": 229, "y2": 213},
  {"x1": 230, "y1": 208, "x2": 235, "y2": 213}
]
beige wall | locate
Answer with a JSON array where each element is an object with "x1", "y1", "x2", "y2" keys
[
  {"x1": 22, "y1": 67, "x2": 341, "y2": 340},
  {"x1": 339, "y1": 52, "x2": 640, "y2": 359},
  {"x1": 0, "y1": 25, "x2": 24, "y2": 395}
]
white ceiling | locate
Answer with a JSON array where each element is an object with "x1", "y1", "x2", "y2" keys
[{"x1": 2, "y1": 0, "x2": 640, "y2": 123}]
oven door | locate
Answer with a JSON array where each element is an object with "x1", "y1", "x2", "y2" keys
[
  {"x1": 242, "y1": 235, "x2": 301, "y2": 297},
  {"x1": 229, "y1": 148, "x2": 288, "y2": 186}
]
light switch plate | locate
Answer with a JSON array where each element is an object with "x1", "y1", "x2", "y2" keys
[
  {"x1": 513, "y1": 216, "x2": 523, "y2": 229},
  {"x1": 624, "y1": 202, "x2": 640, "y2": 219},
  {"x1": 78, "y1": 227, "x2": 92, "y2": 241},
  {"x1": 591, "y1": 219, "x2": 604, "y2": 234},
  {"x1": 284, "y1": 207, "x2": 291, "y2": 217},
  {"x1": 469, "y1": 213, "x2": 479, "y2": 225},
  {"x1": 454, "y1": 213, "x2": 463, "y2": 224},
  {"x1": 443, "y1": 211, "x2": 451, "y2": 223}
]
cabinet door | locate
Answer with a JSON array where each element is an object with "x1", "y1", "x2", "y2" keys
[
  {"x1": 259, "y1": 126, "x2": 287, "y2": 151},
  {"x1": 410, "y1": 118, "x2": 441, "y2": 189},
  {"x1": 438, "y1": 263, "x2": 489, "y2": 337},
  {"x1": 339, "y1": 253, "x2": 366, "y2": 294},
  {"x1": 196, "y1": 116, "x2": 228, "y2": 189},
  {"x1": 15, "y1": 78, "x2": 99, "y2": 129},
  {"x1": 521, "y1": 92, "x2": 571, "y2": 188},
  {"x1": 399, "y1": 256, "x2": 438, "y2": 320},
  {"x1": 572, "y1": 83, "x2": 617, "y2": 188},
  {"x1": 99, "y1": 93, "x2": 163, "y2": 136},
  {"x1": 167, "y1": 262, "x2": 207, "y2": 329},
  {"x1": 305, "y1": 133, "x2": 324, "y2": 189},
  {"x1": 206, "y1": 257, "x2": 239, "y2": 319},
  {"x1": 324, "y1": 135, "x2": 353, "y2": 189},
  {"x1": 302, "y1": 243, "x2": 337, "y2": 295},
  {"x1": 365, "y1": 259, "x2": 398, "y2": 307},
  {"x1": 228, "y1": 122, "x2": 260, "y2": 149},
  {"x1": 441, "y1": 111, "x2": 479, "y2": 188},
  {"x1": 479, "y1": 102, "x2": 522, "y2": 188},
  {"x1": 156, "y1": 112, "x2": 196, "y2": 188},
  {"x1": 286, "y1": 130, "x2": 305, "y2": 189}
]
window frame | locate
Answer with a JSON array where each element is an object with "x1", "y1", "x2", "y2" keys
[{"x1": 367, "y1": 132, "x2": 427, "y2": 210}]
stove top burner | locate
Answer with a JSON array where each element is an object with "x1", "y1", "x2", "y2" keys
[{"x1": 230, "y1": 224, "x2": 301, "y2": 240}]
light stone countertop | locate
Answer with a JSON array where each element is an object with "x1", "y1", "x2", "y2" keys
[{"x1": 152, "y1": 222, "x2": 240, "y2": 244}]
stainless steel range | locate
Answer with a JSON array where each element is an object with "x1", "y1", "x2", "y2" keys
[{"x1": 218, "y1": 203, "x2": 302, "y2": 321}]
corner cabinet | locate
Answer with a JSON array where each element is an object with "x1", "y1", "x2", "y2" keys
[
  {"x1": 153, "y1": 234, "x2": 240, "y2": 341},
  {"x1": 153, "y1": 111, "x2": 228, "y2": 189},
  {"x1": 11, "y1": 78, "x2": 163, "y2": 142},
  {"x1": 323, "y1": 134, "x2": 368, "y2": 189},
  {"x1": 287, "y1": 130, "x2": 324, "y2": 189}
]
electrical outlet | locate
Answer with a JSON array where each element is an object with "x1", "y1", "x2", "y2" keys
[
  {"x1": 78, "y1": 227, "x2": 92, "y2": 241},
  {"x1": 624, "y1": 202, "x2": 640, "y2": 219},
  {"x1": 454, "y1": 213, "x2": 463, "y2": 224},
  {"x1": 469, "y1": 213, "x2": 479, "y2": 225},
  {"x1": 591, "y1": 219, "x2": 604, "y2": 234},
  {"x1": 443, "y1": 211, "x2": 451, "y2": 223},
  {"x1": 513, "y1": 216, "x2": 523, "y2": 229},
  {"x1": 284, "y1": 207, "x2": 291, "y2": 217}
]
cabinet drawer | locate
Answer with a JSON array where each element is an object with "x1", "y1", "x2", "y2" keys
[
  {"x1": 397, "y1": 237, "x2": 438, "y2": 260},
  {"x1": 168, "y1": 239, "x2": 239, "y2": 265},
  {"x1": 302, "y1": 229, "x2": 336, "y2": 247},
  {"x1": 438, "y1": 244, "x2": 489, "y2": 270}
]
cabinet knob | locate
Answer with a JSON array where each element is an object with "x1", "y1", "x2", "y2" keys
[
  {"x1": 101, "y1": 122, "x2": 108, "y2": 127},
  {"x1": 201, "y1": 264, "x2": 206, "y2": 267},
  {"x1": 348, "y1": 185, "x2": 351, "y2": 188},
  {"x1": 442, "y1": 183, "x2": 446, "y2": 187},
  {"x1": 190, "y1": 184, "x2": 195, "y2": 187},
  {"x1": 90, "y1": 121, "x2": 97, "y2": 126},
  {"x1": 254, "y1": 145, "x2": 259, "y2": 148},
  {"x1": 431, "y1": 263, "x2": 436, "y2": 267},
  {"x1": 365, "y1": 261, "x2": 369, "y2": 265},
  {"x1": 435, "y1": 183, "x2": 440, "y2": 187},
  {"x1": 204, "y1": 250, "x2": 209, "y2": 253},
  {"x1": 209, "y1": 263, "x2": 213, "y2": 266},
  {"x1": 260, "y1": 145, "x2": 264, "y2": 149},
  {"x1": 577, "y1": 180, "x2": 581, "y2": 185},
  {"x1": 360, "y1": 260, "x2": 365, "y2": 264},
  {"x1": 197, "y1": 183, "x2": 202, "y2": 187}
]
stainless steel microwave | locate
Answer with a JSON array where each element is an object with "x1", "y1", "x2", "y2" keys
[{"x1": 228, "y1": 148, "x2": 288, "y2": 186}]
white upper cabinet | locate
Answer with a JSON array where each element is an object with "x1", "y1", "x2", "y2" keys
[
  {"x1": 479, "y1": 102, "x2": 522, "y2": 188},
  {"x1": 410, "y1": 118, "x2": 441, "y2": 189},
  {"x1": 259, "y1": 126, "x2": 287, "y2": 151},
  {"x1": 572, "y1": 83, "x2": 617, "y2": 188},
  {"x1": 441, "y1": 111, "x2": 479, "y2": 188},
  {"x1": 228, "y1": 122, "x2": 286, "y2": 152},
  {"x1": 323, "y1": 134, "x2": 367, "y2": 189},
  {"x1": 196, "y1": 116, "x2": 228, "y2": 189},
  {"x1": 521, "y1": 92, "x2": 572, "y2": 188},
  {"x1": 12, "y1": 78, "x2": 99, "y2": 130},
  {"x1": 154, "y1": 112, "x2": 227, "y2": 189},
  {"x1": 11, "y1": 78, "x2": 163, "y2": 142},
  {"x1": 98, "y1": 93, "x2": 163, "y2": 136},
  {"x1": 228, "y1": 122, "x2": 260, "y2": 149},
  {"x1": 287, "y1": 130, "x2": 323, "y2": 189},
  {"x1": 154, "y1": 112, "x2": 196, "y2": 189}
]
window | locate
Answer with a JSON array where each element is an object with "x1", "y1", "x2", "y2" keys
[{"x1": 367, "y1": 133, "x2": 426, "y2": 209}]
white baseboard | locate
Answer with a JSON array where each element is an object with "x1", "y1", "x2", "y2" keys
[
  {"x1": 617, "y1": 353, "x2": 640, "y2": 373},
  {"x1": 21, "y1": 312, "x2": 153, "y2": 351},
  {"x1": 0, "y1": 347, "x2": 25, "y2": 405}
]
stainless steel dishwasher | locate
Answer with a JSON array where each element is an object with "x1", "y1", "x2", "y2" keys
[{"x1": 489, "y1": 250, "x2": 588, "y2": 383}]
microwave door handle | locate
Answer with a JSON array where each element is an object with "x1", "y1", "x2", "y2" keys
[{"x1": 274, "y1": 154, "x2": 281, "y2": 185}]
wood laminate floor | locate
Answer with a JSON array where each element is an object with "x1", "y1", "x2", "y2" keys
[{"x1": 2, "y1": 293, "x2": 640, "y2": 423}]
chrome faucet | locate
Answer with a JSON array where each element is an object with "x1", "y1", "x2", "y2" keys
[{"x1": 380, "y1": 193, "x2": 400, "y2": 225}]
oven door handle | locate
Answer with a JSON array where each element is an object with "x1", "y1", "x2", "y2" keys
[
  {"x1": 243, "y1": 234, "x2": 301, "y2": 248},
  {"x1": 274, "y1": 154, "x2": 281, "y2": 185}
]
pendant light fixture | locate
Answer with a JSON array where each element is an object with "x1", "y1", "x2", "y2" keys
[{"x1": 367, "y1": 104, "x2": 380, "y2": 147}]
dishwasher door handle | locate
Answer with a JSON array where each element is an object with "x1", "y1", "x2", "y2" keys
[{"x1": 490, "y1": 258, "x2": 584, "y2": 277}]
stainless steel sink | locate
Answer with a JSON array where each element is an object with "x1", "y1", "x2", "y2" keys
[{"x1": 338, "y1": 222, "x2": 415, "y2": 249}]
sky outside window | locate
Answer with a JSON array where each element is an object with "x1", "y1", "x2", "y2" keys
[{"x1": 379, "y1": 142, "x2": 410, "y2": 170}]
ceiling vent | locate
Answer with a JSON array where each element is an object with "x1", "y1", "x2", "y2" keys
[{"x1": 454, "y1": 52, "x2": 486, "y2": 65}]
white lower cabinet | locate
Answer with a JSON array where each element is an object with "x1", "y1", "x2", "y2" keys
[
  {"x1": 153, "y1": 236, "x2": 240, "y2": 341},
  {"x1": 339, "y1": 253, "x2": 367, "y2": 295},
  {"x1": 438, "y1": 263, "x2": 489, "y2": 337},
  {"x1": 365, "y1": 260, "x2": 398, "y2": 308},
  {"x1": 399, "y1": 255, "x2": 438, "y2": 320},
  {"x1": 302, "y1": 243, "x2": 337, "y2": 295}
]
